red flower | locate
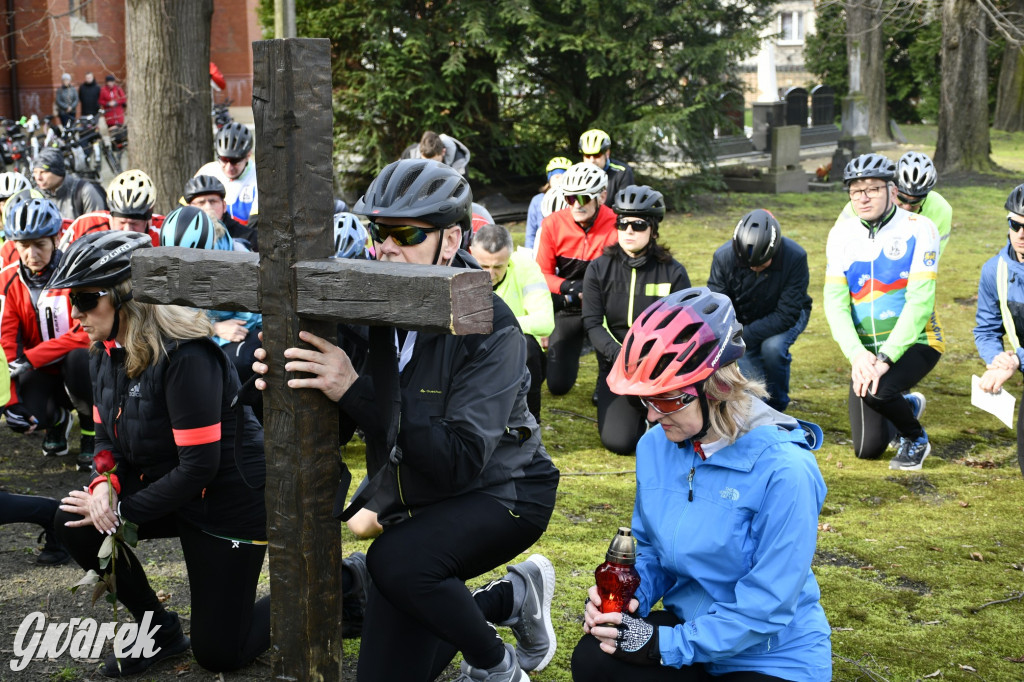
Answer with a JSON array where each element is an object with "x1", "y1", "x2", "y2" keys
[{"x1": 94, "y1": 449, "x2": 116, "y2": 474}]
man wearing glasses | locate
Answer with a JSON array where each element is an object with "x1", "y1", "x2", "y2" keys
[
  {"x1": 535, "y1": 162, "x2": 619, "y2": 396},
  {"x1": 252, "y1": 158, "x2": 559, "y2": 682},
  {"x1": 823, "y1": 153, "x2": 943, "y2": 470},
  {"x1": 974, "y1": 183, "x2": 1024, "y2": 477},
  {"x1": 194, "y1": 121, "x2": 258, "y2": 225}
]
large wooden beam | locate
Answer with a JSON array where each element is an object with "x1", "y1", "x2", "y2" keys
[
  {"x1": 253, "y1": 38, "x2": 342, "y2": 680},
  {"x1": 132, "y1": 250, "x2": 494, "y2": 335}
]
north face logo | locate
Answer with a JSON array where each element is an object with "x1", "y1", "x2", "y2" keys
[{"x1": 128, "y1": 384, "x2": 141, "y2": 398}]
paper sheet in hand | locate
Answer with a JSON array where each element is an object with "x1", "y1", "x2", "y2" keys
[{"x1": 971, "y1": 375, "x2": 1016, "y2": 429}]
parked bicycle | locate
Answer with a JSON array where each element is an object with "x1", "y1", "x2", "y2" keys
[
  {"x1": 212, "y1": 98, "x2": 233, "y2": 130},
  {"x1": 0, "y1": 117, "x2": 31, "y2": 176},
  {"x1": 42, "y1": 114, "x2": 122, "y2": 179}
]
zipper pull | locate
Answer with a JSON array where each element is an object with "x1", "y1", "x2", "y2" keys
[{"x1": 687, "y1": 467, "x2": 695, "y2": 502}]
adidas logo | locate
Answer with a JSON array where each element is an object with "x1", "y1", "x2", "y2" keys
[{"x1": 128, "y1": 384, "x2": 141, "y2": 398}]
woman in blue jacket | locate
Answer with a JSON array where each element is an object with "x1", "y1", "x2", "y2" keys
[
  {"x1": 974, "y1": 183, "x2": 1024, "y2": 476},
  {"x1": 572, "y1": 287, "x2": 832, "y2": 682}
]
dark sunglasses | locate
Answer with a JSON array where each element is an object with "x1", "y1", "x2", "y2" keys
[
  {"x1": 218, "y1": 156, "x2": 245, "y2": 165},
  {"x1": 640, "y1": 392, "x2": 698, "y2": 415},
  {"x1": 1009, "y1": 217, "x2": 1024, "y2": 233},
  {"x1": 368, "y1": 221, "x2": 435, "y2": 247},
  {"x1": 897, "y1": 193, "x2": 925, "y2": 206},
  {"x1": 70, "y1": 290, "x2": 109, "y2": 312},
  {"x1": 616, "y1": 217, "x2": 652, "y2": 232},
  {"x1": 565, "y1": 193, "x2": 597, "y2": 207}
]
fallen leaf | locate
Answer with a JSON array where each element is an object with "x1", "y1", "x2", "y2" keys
[
  {"x1": 836, "y1": 461, "x2": 844, "y2": 469},
  {"x1": 922, "y1": 671, "x2": 942, "y2": 679},
  {"x1": 1004, "y1": 655, "x2": 1024, "y2": 663},
  {"x1": 818, "y1": 523, "x2": 834, "y2": 532},
  {"x1": 929, "y1": 546, "x2": 943, "y2": 552},
  {"x1": 859, "y1": 564, "x2": 875, "y2": 570},
  {"x1": 970, "y1": 552, "x2": 984, "y2": 562},
  {"x1": 156, "y1": 589, "x2": 171, "y2": 603},
  {"x1": 959, "y1": 501, "x2": 970, "y2": 508},
  {"x1": 959, "y1": 664, "x2": 977, "y2": 672}
]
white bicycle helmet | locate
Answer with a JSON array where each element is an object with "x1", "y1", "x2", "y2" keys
[
  {"x1": 541, "y1": 187, "x2": 568, "y2": 218},
  {"x1": 560, "y1": 162, "x2": 608, "y2": 195},
  {"x1": 0, "y1": 172, "x2": 31, "y2": 201},
  {"x1": 107, "y1": 170, "x2": 156, "y2": 219}
]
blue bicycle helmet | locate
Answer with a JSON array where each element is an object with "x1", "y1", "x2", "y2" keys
[
  {"x1": 160, "y1": 206, "x2": 215, "y2": 250},
  {"x1": 5, "y1": 198, "x2": 62, "y2": 241},
  {"x1": 333, "y1": 212, "x2": 369, "y2": 259}
]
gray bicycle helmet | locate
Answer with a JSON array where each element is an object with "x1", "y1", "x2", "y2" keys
[
  {"x1": 4, "y1": 198, "x2": 62, "y2": 241},
  {"x1": 215, "y1": 122, "x2": 253, "y2": 159},
  {"x1": 843, "y1": 153, "x2": 896, "y2": 185},
  {"x1": 353, "y1": 159, "x2": 472, "y2": 234},
  {"x1": 160, "y1": 206, "x2": 215, "y2": 250},
  {"x1": 896, "y1": 152, "x2": 937, "y2": 197},
  {"x1": 1006, "y1": 184, "x2": 1024, "y2": 215},
  {"x1": 184, "y1": 175, "x2": 226, "y2": 203},
  {"x1": 732, "y1": 209, "x2": 781, "y2": 268},
  {"x1": 48, "y1": 230, "x2": 152, "y2": 290},
  {"x1": 613, "y1": 185, "x2": 666, "y2": 221}
]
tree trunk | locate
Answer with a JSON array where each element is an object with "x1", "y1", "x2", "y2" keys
[
  {"x1": 994, "y1": 0, "x2": 1024, "y2": 134},
  {"x1": 846, "y1": 0, "x2": 890, "y2": 141},
  {"x1": 935, "y1": 0, "x2": 996, "y2": 173},
  {"x1": 125, "y1": 0, "x2": 214, "y2": 215}
]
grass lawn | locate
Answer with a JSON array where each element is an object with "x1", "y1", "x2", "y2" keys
[{"x1": 345, "y1": 127, "x2": 1024, "y2": 680}]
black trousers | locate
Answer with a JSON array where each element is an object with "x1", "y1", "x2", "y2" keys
[
  {"x1": 848, "y1": 343, "x2": 940, "y2": 459},
  {"x1": 571, "y1": 611, "x2": 790, "y2": 682},
  {"x1": 525, "y1": 334, "x2": 546, "y2": 423},
  {"x1": 356, "y1": 492, "x2": 548, "y2": 681},
  {"x1": 596, "y1": 359, "x2": 646, "y2": 455},
  {"x1": 13, "y1": 347, "x2": 92, "y2": 430},
  {"x1": 546, "y1": 308, "x2": 585, "y2": 396},
  {"x1": 0, "y1": 491, "x2": 59, "y2": 538},
  {"x1": 54, "y1": 510, "x2": 269, "y2": 672}
]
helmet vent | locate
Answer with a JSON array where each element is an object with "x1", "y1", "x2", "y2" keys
[
  {"x1": 673, "y1": 322, "x2": 702, "y2": 346},
  {"x1": 702, "y1": 302, "x2": 719, "y2": 315},
  {"x1": 678, "y1": 339, "x2": 719, "y2": 375},
  {"x1": 649, "y1": 351, "x2": 675, "y2": 381},
  {"x1": 396, "y1": 165, "x2": 424, "y2": 198},
  {"x1": 423, "y1": 178, "x2": 446, "y2": 199}
]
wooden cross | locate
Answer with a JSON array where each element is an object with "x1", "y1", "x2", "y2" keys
[{"x1": 130, "y1": 38, "x2": 492, "y2": 680}]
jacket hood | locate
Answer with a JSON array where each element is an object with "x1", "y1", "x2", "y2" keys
[{"x1": 739, "y1": 397, "x2": 823, "y2": 451}]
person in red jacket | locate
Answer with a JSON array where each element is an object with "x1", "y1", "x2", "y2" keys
[
  {"x1": 0, "y1": 198, "x2": 92, "y2": 467},
  {"x1": 99, "y1": 74, "x2": 126, "y2": 127},
  {"x1": 535, "y1": 162, "x2": 618, "y2": 396}
]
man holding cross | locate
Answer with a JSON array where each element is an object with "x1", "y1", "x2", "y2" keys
[{"x1": 254, "y1": 159, "x2": 559, "y2": 681}]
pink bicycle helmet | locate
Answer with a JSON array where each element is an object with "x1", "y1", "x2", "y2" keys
[{"x1": 607, "y1": 287, "x2": 745, "y2": 397}]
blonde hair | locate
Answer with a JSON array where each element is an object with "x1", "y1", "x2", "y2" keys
[
  {"x1": 703, "y1": 363, "x2": 769, "y2": 444},
  {"x1": 112, "y1": 280, "x2": 214, "y2": 377}
]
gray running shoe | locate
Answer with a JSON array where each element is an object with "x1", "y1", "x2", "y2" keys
[
  {"x1": 889, "y1": 436, "x2": 931, "y2": 470},
  {"x1": 456, "y1": 642, "x2": 529, "y2": 682},
  {"x1": 502, "y1": 554, "x2": 556, "y2": 672}
]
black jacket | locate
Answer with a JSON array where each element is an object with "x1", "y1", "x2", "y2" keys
[
  {"x1": 337, "y1": 250, "x2": 558, "y2": 526},
  {"x1": 79, "y1": 81, "x2": 102, "y2": 116},
  {"x1": 92, "y1": 337, "x2": 266, "y2": 539},
  {"x1": 706, "y1": 236, "x2": 813, "y2": 348},
  {"x1": 582, "y1": 245, "x2": 691, "y2": 363},
  {"x1": 603, "y1": 158, "x2": 636, "y2": 207}
]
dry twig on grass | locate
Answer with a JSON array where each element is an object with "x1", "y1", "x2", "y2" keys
[{"x1": 970, "y1": 591, "x2": 1024, "y2": 613}]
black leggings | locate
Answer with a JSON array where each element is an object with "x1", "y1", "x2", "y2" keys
[
  {"x1": 546, "y1": 308, "x2": 585, "y2": 396},
  {"x1": 0, "y1": 491, "x2": 59, "y2": 535},
  {"x1": 849, "y1": 343, "x2": 941, "y2": 460},
  {"x1": 356, "y1": 492, "x2": 547, "y2": 681},
  {"x1": 571, "y1": 611, "x2": 790, "y2": 681},
  {"x1": 54, "y1": 510, "x2": 269, "y2": 672},
  {"x1": 14, "y1": 347, "x2": 92, "y2": 430},
  {"x1": 525, "y1": 334, "x2": 546, "y2": 423},
  {"x1": 596, "y1": 361, "x2": 646, "y2": 455}
]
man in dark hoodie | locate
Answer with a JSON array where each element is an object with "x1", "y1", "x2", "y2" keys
[{"x1": 78, "y1": 72, "x2": 101, "y2": 117}]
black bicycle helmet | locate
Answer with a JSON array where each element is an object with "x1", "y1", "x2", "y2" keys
[
  {"x1": 896, "y1": 152, "x2": 937, "y2": 197},
  {"x1": 732, "y1": 209, "x2": 781, "y2": 268},
  {"x1": 215, "y1": 122, "x2": 253, "y2": 159},
  {"x1": 48, "y1": 230, "x2": 152, "y2": 290},
  {"x1": 613, "y1": 185, "x2": 666, "y2": 221},
  {"x1": 353, "y1": 159, "x2": 472, "y2": 234},
  {"x1": 184, "y1": 174, "x2": 226, "y2": 203},
  {"x1": 1006, "y1": 184, "x2": 1024, "y2": 214},
  {"x1": 843, "y1": 153, "x2": 896, "y2": 185},
  {"x1": 4, "y1": 198, "x2": 62, "y2": 241},
  {"x1": 160, "y1": 206, "x2": 215, "y2": 250}
]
